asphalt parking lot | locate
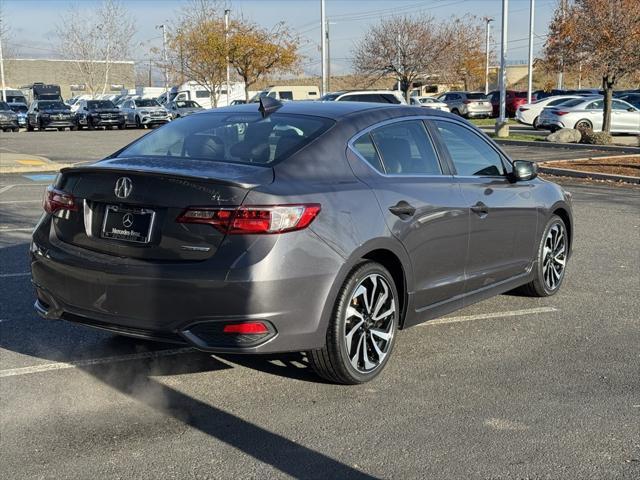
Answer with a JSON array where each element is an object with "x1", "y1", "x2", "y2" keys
[{"x1": 1, "y1": 132, "x2": 639, "y2": 479}]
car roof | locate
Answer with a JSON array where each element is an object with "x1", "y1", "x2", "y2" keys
[{"x1": 203, "y1": 100, "x2": 463, "y2": 122}]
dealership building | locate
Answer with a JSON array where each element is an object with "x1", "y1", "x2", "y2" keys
[{"x1": 3, "y1": 58, "x2": 135, "y2": 100}]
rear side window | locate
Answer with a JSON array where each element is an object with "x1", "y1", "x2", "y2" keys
[
  {"x1": 352, "y1": 134, "x2": 384, "y2": 173},
  {"x1": 370, "y1": 120, "x2": 442, "y2": 175},
  {"x1": 279, "y1": 91, "x2": 294, "y2": 100},
  {"x1": 434, "y1": 121, "x2": 505, "y2": 176},
  {"x1": 195, "y1": 90, "x2": 210, "y2": 98},
  {"x1": 118, "y1": 112, "x2": 334, "y2": 166},
  {"x1": 586, "y1": 100, "x2": 603, "y2": 110}
]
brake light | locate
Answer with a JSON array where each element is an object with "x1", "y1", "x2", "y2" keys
[
  {"x1": 43, "y1": 185, "x2": 78, "y2": 214},
  {"x1": 223, "y1": 322, "x2": 269, "y2": 334},
  {"x1": 177, "y1": 204, "x2": 321, "y2": 234},
  {"x1": 463, "y1": 100, "x2": 472, "y2": 104},
  {"x1": 556, "y1": 111, "x2": 569, "y2": 116}
]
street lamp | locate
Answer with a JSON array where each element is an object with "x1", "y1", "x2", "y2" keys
[
  {"x1": 526, "y1": 0, "x2": 535, "y2": 104},
  {"x1": 495, "y1": 0, "x2": 509, "y2": 137},
  {"x1": 156, "y1": 24, "x2": 169, "y2": 105}
]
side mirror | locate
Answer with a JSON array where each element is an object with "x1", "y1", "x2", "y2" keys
[
  {"x1": 628, "y1": 107, "x2": 636, "y2": 112},
  {"x1": 512, "y1": 160, "x2": 538, "y2": 181}
]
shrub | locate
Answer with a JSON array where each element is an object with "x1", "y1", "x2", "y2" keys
[{"x1": 580, "y1": 130, "x2": 613, "y2": 145}]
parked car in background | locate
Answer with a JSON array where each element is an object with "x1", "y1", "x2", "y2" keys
[
  {"x1": 158, "y1": 81, "x2": 245, "y2": 108},
  {"x1": 119, "y1": 98, "x2": 171, "y2": 128},
  {"x1": 320, "y1": 90, "x2": 406, "y2": 104},
  {"x1": 6, "y1": 102, "x2": 28, "y2": 128},
  {"x1": 0, "y1": 101, "x2": 20, "y2": 131},
  {"x1": 538, "y1": 96, "x2": 640, "y2": 133},
  {"x1": 437, "y1": 92, "x2": 492, "y2": 118},
  {"x1": 230, "y1": 99, "x2": 247, "y2": 105},
  {"x1": 75, "y1": 99, "x2": 126, "y2": 130},
  {"x1": 252, "y1": 85, "x2": 320, "y2": 102},
  {"x1": 409, "y1": 96, "x2": 450, "y2": 111},
  {"x1": 532, "y1": 89, "x2": 567, "y2": 100},
  {"x1": 1, "y1": 88, "x2": 28, "y2": 104},
  {"x1": 26, "y1": 100, "x2": 76, "y2": 131},
  {"x1": 166, "y1": 100, "x2": 204, "y2": 119},
  {"x1": 30, "y1": 100, "x2": 572, "y2": 384},
  {"x1": 515, "y1": 95, "x2": 581, "y2": 128},
  {"x1": 488, "y1": 90, "x2": 529, "y2": 117},
  {"x1": 616, "y1": 93, "x2": 640, "y2": 109}
]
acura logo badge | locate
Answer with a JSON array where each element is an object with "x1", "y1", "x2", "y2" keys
[{"x1": 114, "y1": 177, "x2": 133, "y2": 199}]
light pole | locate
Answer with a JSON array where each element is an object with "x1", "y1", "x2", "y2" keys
[
  {"x1": 496, "y1": 0, "x2": 509, "y2": 137},
  {"x1": 484, "y1": 17, "x2": 493, "y2": 95},
  {"x1": 156, "y1": 24, "x2": 169, "y2": 104},
  {"x1": 0, "y1": 30, "x2": 6, "y2": 102},
  {"x1": 526, "y1": 0, "x2": 535, "y2": 104},
  {"x1": 320, "y1": 0, "x2": 327, "y2": 96},
  {"x1": 225, "y1": 9, "x2": 230, "y2": 106}
]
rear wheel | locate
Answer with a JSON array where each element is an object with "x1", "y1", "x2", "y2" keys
[
  {"x1": 308, "y1": 261, "x2": 399, "y2": 384},
  {"x1": 574, "y1": 119, "x2": 592, "y2": 131},
  {"x1": 451, "y1": 108, "x2": 461, "y2": 116},
  {"x1": 532, "y1": 116, "x2": 541, "y2": 129},
  {"x1": 135, "y1": 116, "x2": 142, "y2": 129},
  {"x1": 87, "y1": 118, "x2": 95, "y2": 130},
  {"x1": 519, "y1": 215, "x2": 568, "y2": 297},
  {"x1": 27, "y1": 122, "x2": 34, "y2": 132}
]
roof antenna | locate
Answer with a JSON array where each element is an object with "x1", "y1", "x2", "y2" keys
[{"x1": 258, "y1": 96, "x2": 283, "y2": 118}]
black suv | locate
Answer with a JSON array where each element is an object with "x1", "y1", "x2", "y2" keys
[
  {"x1": 0, "y1": 101, "x2": 20, "y2": 132},
  {"x1": 27, "y1": 100, "x2": 76, "y2": 131},
  {"x1": 75, "y1": 99, "x2": 125, "y2": 130}
]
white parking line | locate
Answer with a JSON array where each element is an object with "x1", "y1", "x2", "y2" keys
[
  {"x1": 0, "y1": 272, "x2": 31, "y2": 278},
  {"x1": 0, "y1": 307, "x2": 559, "y2": 379},
  {"x1": 424, "y1": 307, "x2": 558, "y2": 326},
  {"x1": 0, "y1": 347, "x2": 196, "y2": 378},
  {"x1": 0, "y1": 185, "x2": 15, "y2": 194},
  {"x1": 0, "y1": 228, "x2": 34, "y2": 232},
  {"x1": 0, "y1": 200, "x2": 41, "y2": 204}
]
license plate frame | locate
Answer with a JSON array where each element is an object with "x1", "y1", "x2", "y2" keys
[{"x1": 101, "y1": 205, "x2": 156, "y2": 244}]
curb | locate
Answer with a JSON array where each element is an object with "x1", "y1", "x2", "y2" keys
[
  {"x1": 495, "y1": 139, "x2": 640, "y2": 154},
  {"x1": 538, "y1": 166, "x2": 640, "y2": 184}
]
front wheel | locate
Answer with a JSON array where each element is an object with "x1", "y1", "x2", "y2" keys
[
  {"x1": 308, "y1": 261, "x2": 399, "y2": 384},
  {"x1": 519, "y1": 215, "x2": 568, "y2": 297},
  {"x1": 532, "y1": 116, "x2": 541, "y2": 129}
]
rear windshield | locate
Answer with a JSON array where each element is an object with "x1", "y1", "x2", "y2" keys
[
  {"x1": 554, "y1": 98, "x2": 584, "y2": 108},
  {"x1": 466, "y1": 93, "x2": 488, "y2": 100},
  {"x1": 39, "y1": 102, "x2": 67, "y2": 110},
  {"x1": 117, "y1": 112, "x2": 334, "y2": 165},
  {"x1": 135, "y1": 99, "x2": 160, "y2": 107},
  {"x1": 175, "y1": 100, "x2": 201, "y2": 108},
  {"x1": 0, "y1": 102, "x2": 9, "y2": 110},
  {"x1": 87, "y1": 100, "x2": 116, "y2": 109},
  {"x1": 8, "y1": 104, "x2": 27, "y2": 112}
]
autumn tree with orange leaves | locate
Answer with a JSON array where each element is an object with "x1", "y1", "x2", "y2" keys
[{"x1": 544, "y1": 0, "x2": 640, "y2": 133}]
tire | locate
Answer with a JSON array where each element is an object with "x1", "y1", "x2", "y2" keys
[
  {"x1": 451, "y1": 108, "x2": 461, "y2": 116},
  {"x1": 38, "y1": 120, "x2": 45, "y2": 131},
  {"x1": 135, "y1": 116, "x2": 142, "y2": 129},
  {"x1": 27, "y1": 122, "x2": 34, "y2": 132},
  {"x1": 574, "y1": 119, "x2": 592, "y2": 131},
  {"x1": 307, "y1": 261, "x2": 399, "y2": 384},
  {"x1": 519, "y1": 215, "x2": 568, "y2": 297},
  {"x1": 117, "y1": 124, "x2": 125, "y2": 130},
  {"x1": 70, "y1": 125, "x2": 78, "y2": 131},
  {"x1": 13, "y1": 127, "x2": 19, "y2": 132},
  {"x1": 532, "y1": 116, "x2": 541, "y2": 129},
  {"x1": 57, "y1": 127, "x2": 64, "y2": 131},
  {"x1": 87, "y1": 118, "x2": 95, "y2": 130}
]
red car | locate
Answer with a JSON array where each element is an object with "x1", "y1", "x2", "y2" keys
[{"x1": 488, "y1": 90, "x2": 532, "y2": 117}]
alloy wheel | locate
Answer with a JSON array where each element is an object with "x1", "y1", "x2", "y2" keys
[
  {"x1": 542, "y1": 222, "x2": 566, "y2": 291},
  {"x1": 344, "y1": 273, "x2": 396, "y2": 373}
]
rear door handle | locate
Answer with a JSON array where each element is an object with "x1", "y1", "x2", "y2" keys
[
  {"x1": 470, "y1": 201, "x2": 489, "y2": 216},
  {"x1": 389, "y1": 201, "x2": 416, "y2": 218}
]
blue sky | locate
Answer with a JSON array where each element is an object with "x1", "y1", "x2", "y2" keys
[{"x1": 2, "y1": 0, "x2": 558, "y2": 75}]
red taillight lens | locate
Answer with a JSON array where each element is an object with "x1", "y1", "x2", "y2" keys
[
  {"x1": 556, "y1": 111, "x2": 569, "y2": 116},
  {"x1": 463, "y1": 100, "x2": 472, "y2": 104},
  {"x1": 177, "y1": 204, "x2": 321, "y2": 234},
  {"x1": 43, "y1": 185, "x2": 77, "y2": 214},
  {"x1": 223, "y1": 322, "x2": 269, "y2": 334}
]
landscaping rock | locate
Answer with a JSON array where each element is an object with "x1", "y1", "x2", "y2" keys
[
  {"x1": 546, "y1": 128, "x2": 582, "y2": 143},
  {"x1": 581, "y1": 130, "x2": 614, "y2": 145}
]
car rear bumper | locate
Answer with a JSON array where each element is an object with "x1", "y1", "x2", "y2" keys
[
  {"x1": 465, "y1": 110, "x2": 492, "y2": 118},
  {"x1": 0, "y1": 119, "x2": 18, "y2": 128},
  {"x1": 140, "y1": 116, "x2": 170, "y2": 125},
  {"x1": 30, "y1": 219, "x2": 343, "y2": 353}
]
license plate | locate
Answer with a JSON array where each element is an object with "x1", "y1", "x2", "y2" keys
[{"x1": 101, "y1": 205, "x2": 155, "y2": 243}]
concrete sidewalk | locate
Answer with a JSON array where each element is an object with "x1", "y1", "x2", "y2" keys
[{"x1": 0, "y1": 153, "x2": 74, "y2": 174}]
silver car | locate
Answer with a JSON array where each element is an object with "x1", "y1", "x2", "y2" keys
[
  {"x1": 410, "y1": 96, "x2": 450, "y2": 112},
  {"x1": 539, "y1": 96, "x2": 640, "y2": 133},
  {"x1": 119, "y1": 98, "x2": 171, "y2": 129},
  {"x1": 437, "y1": 92, "x2": 492, "y2": 118},
  {"x1": 166, "y1": 100, "x2": 204, "y2": 119}
]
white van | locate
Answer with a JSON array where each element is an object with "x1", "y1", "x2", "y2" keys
[
  {"x1": 157, "y1": 81, "x2": 245, "y2": 109},
  {"x1": 251, "y1": 85, "x2": 320, "y2": 102}
]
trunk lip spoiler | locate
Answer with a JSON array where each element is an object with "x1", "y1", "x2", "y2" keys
[{"x1": 61, "y1": 158, "x2": 274, "y2": 189}]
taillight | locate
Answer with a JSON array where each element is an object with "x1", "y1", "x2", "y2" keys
[
  {"x1": 463, "y1": 100, "x2": 472, "y2": 104},
  {"x1": 556, "y1": 111, "x2": 569, "y2": 116},
  {"x1": 43, "y1": 185, "x2": 78, "y2": 214},
  {"x1": 177, "y1": 204, "x2": 321, "y2": 234}
]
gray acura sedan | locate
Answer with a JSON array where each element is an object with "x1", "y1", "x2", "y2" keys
[{"x1": 31, "y1": 99, "x2": 572, "y2": 384}]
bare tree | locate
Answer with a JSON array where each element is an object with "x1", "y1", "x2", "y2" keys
[
  {"x1": 56, "y1": 0, "x2": 135, "y2": 96},
  {"x1": 352, "y1": 15, "x2": 453, "y2": 101},
  {"x1": 544, "y1": 0, "x2": 640, "y2": 133},
  {"x1": 439, "y1": 16, "x2": 488, "y2": 91}
]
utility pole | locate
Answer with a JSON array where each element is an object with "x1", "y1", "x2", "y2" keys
[
  {"x1": 225, "y1": 9, "x2": 231, "y2": 106},
  {"x1": 156, "y1": 24, "x2": 169, "y2": 105},
  {"x1": 325, "y1": 20, "x2": 330, "y2": 92},
  {"x1": 484, "y1": 17, "x2": 493, "y2": 95},
  {"x1": 0, "y1": 28, "x2": 6, "y2": 102},
  {"x1": 526, "y1": 0, "x2": 535, "y2": 104},
  {"x1": 320, "y1": 0, "x2": 327, "y2": 96},
  {"x1": 496, "y1": 0, "x2": 509, "y2": 137}
]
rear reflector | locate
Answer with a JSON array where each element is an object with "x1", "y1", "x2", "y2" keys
[
  {"x1": 177, "y1": 204, "x2": 321, "y2": 234},
  {"x1": 43, "y1": 186, "x2": 78, "y2": 214},
  {"x1": 556, "y1": 111, "x2": 569, "y2": 116},
  {"x1": 223, "y1": 322, "x2": 269, "y2": 334}
]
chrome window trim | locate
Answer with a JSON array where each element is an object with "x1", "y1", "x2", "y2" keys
[{"x1": 347, "y1": 115, "x2": 451, "y2": 179}]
